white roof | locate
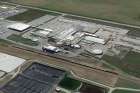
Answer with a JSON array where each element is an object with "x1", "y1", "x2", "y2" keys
[
  {"x1": 39, "y1": 30, "x2": 50, "y2": 35},
  {"x1": 66, "y1": 36, "x2": 74, "y2": 41},
  {"x1": 0, "y1": 6, "x2": 8, "y2": 9},
  {"x1": 43, "y1": 45, "x2": 57, "y2": 50},
  {"x1": 85, "y1": 36, "x2": 105, "y2": 44},
  {"x1": 0, "y1": 52, "x2": 25, "y2": 73},
  {"x1": 92, "y1": 49, "x2": 103, "y2": 55},
  {"x1": 8, "y1": 23, "x2": 30, "y2": 31},
  {"x1": 44, "y1": 28, "x2": 53, "y2": 32}
]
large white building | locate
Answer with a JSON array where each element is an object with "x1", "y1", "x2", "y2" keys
[
  {"x1": 0, "y1": 52, "x2": 26, "y2": 73},
  {"x1": 85, "y1": 36, "x2": 106, "y2": 45},
  {"x1": 7, "y1": 23, "x2": 30, "y2": 31}
]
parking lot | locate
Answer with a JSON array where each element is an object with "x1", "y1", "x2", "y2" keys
[
  {"x1": 0, "y1": 3, "x2": 27, "y2": 19},
  {"x1": 1, "y1": 63, "x2": 66, "y2": 93}
]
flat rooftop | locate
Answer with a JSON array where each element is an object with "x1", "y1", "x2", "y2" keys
[
  {"x1": 0, "y1": 52, "x2": 25, "y2": 73},
  {"x1": 7, "y1": 23, "x2": 30, "y2": 31}
]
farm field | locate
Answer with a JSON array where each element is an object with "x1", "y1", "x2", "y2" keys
[
  {"x1": 102, "y1": 51, "x2": 140, "y2": 78},
  {"x1": 115, "y1": 78, "x2": 140, "y2": 89},
  {"x1": 2, "y1": 0, "x2": 140, "y2": 26}
]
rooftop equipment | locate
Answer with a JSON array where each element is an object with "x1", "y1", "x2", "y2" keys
[{"x1": 70, "y1": 44, "x2": 81, "y2": 49}]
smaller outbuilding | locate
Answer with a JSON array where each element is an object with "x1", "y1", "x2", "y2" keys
[
  {"x1": 7, "y1": 23, "x2": 30, "y2": 32},
  {"x1": 42, "y1": 45, "x2": 60, "y2": 53},
  {"x1": 85, "y1": 36, "x2": 106, "y2": 45},
  {"x1": 92, "y1": 49, "x2": 103, "y2": 55}
]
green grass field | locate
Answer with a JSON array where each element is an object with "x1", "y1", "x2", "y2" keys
[
  {"x1": 115, "y1": 78, "x2": 140, "y2": 89},
  {"x1": 7, "y1": 34, "x2": 39, "y2": 46},
  {"x1": 0, "y1": 39, "x2": 12, "y2": 46},
  {"x1": 7, "y1": 9, "x2": 52, "y2": 23},
  {"x1": 127, "y1": 30, "x2": 140, "y2": 37},
  {"x1": 59, "y1": 77, "x2": 81, "y2": 90},
  {"x1": 112, "y1": 90, "x2": 140, "y2": 93},
  {"x1": 4, "y1": 0, "x2": 140, "y2": 26},
  {"x1": 102, "y1": 51, "x2": 140, "y2": 77}
]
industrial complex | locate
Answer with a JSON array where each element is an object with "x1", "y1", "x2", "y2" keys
[
  {"x1": 0, "y1": 1, "x2": 140, "y2": 93},
  {"x1": 1, "y1": 12, "x2": 139, "y2": 58}
]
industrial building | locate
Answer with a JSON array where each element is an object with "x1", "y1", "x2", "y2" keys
[
  {"x1": 42, "y1": 45, "x2": 60, "y2": 53},
  {"x1": 20, "y1": 16, "x2": 130, "y2": 57},
  {"x1": 84, "y1": 36, "x2": 106, "y2": 45},
  {"x1": 0, "y1": 52, "x2": 25, "y2": 73},
  {"x1": 0, "y1": 6, "x2": 135, "y2": 59},
  {"x1": 7, "y1": 23, "x2": 30, "y2": 31},
  {"x1": 32, "y1": 30, "x2": 52, "y2": 38}
]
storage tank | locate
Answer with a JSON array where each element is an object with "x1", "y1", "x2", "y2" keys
[
  {"x1": 42, "y1": 45, "x2": 60, "y2": 53},
  {"x1": 92, "y1": 49, "x2": 103, "y2": 55}
]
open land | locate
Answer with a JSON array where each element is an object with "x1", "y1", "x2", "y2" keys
[
  {"x1": 7, "y1": 34, "x2": 39, "y2": 46},
  {"x1": 7, "y1": 9, "x2": 48, "y2": 23},
  {"x1": 80, "y1": 83, "x2": 106, "y2": 93},
  {"x1": 3, "y1": 0, "x2": 140, "y2": 26},
  {"x1": 115, "y1": 77, "x2": 140, "y2": 89},
  {"x1": 102, "y1": 51, "x2": 140, "y2": 78},
  {"x1": 7, "y1": 9, "x2": 60, "y2": 23},
  {"x1": 112, "y1": 90, "x2": 140, "y2": 93},
  {"x1": 59, "y1": 76, "x2": 81, "y2": 90}
]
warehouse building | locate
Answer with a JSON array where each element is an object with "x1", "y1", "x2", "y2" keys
[
  {"x1": 42, "y1": 45, "x2": 60, "y2": 53},
  {"x1": 0, "y1": 52, "x2": 26, "y2": 73},
  {"x1": 84, "y1": 36, "x2": 106, "y2": 45},
  {"x1": 7, "y1": 23, "x2": 30, "y2": 32}
]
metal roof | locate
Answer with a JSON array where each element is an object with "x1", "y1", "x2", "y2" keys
[
  {"x1": 0, "y1": 52, "x2": 25, "y2": 73},
  {"x1": 7, "y1": 23, "x2": 30, "y2": 31},
  {"x1": 85, "y1": 36, "x2": 105, "y2": 44}
]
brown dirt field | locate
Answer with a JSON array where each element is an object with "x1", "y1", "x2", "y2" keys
[{"x1": 0, "y1": 45, "x2": 118, "y2": 87}]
